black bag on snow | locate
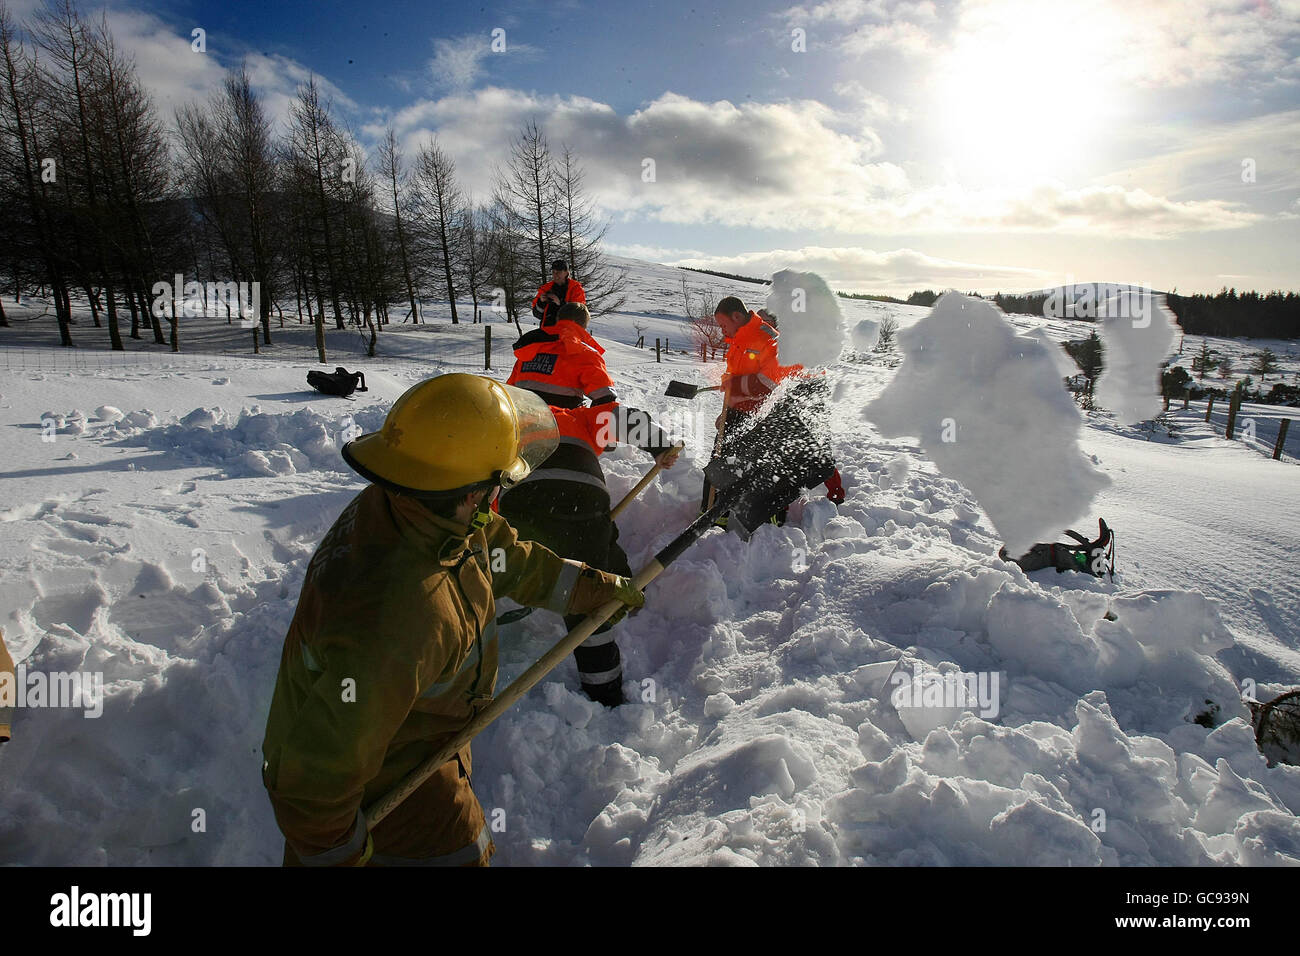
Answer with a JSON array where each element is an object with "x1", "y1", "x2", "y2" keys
[
  {"x1": 307, "y1": 367, "x2": 367, "y2": 398},
  {"x1": 1000, "y1": 519, "x2": 1115, "y2": 580}
]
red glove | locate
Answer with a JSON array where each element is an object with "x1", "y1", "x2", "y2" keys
[{"x1": 824, "y1": 469, "x2": 845, "y2": 504}]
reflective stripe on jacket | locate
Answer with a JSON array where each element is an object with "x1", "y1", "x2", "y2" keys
[{"x1": 501, "y1": 404, "x2": 674, "y2": 502}]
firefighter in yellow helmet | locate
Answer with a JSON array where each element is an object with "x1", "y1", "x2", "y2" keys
[{"x1": 261, "y1": 374, "x2": 645, "y2": 866}]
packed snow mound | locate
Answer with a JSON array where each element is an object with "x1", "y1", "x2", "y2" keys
[
  {"x1": 765, "y1": 270, "x2": 845, "y2": 368},
  {"x1": 850, "y1": 317, "x2": 881, "y2": 353},
  {"x1": 1095, "y1": 292, "x2": 1179, "y2": 425},
  {"x1": 122, "y1": 405, "x2": 387, "y2": 477},
  {"x1": 866, "y1": 292, "x2": 1110, "y2": 553}
]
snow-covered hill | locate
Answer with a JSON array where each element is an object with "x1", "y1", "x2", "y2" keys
[{"x1": 1, "y1": 258, "x2": 1297, "y2": 866}]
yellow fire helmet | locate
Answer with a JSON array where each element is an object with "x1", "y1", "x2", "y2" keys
[{"x1": 342, "y1": 373, "x2": 559, "y2": 496}]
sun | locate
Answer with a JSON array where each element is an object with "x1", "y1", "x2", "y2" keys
[{"x1": 929, "y1": 0, "x2": 1127, "y2": 183}]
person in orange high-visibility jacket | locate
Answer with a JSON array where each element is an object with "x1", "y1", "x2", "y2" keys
[
  {"x1": 509, "y1": 301, "x2": 615, "y2": 408},
  {"x1": 720, "y1": 306, "x2": 800, "y2": 414},
  {"x1": 261, "y1": 375, "x2": 646, "y2": 867},
  {"x1": 531, "y1": 259, "x2": 587, "y2": 327},
  {"x1": 701, "y1": 296, "x2": 846, "y2": 515}
]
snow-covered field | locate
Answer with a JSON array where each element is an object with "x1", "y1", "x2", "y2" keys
[{"x1": 1, "y1": 257, "x2": 1298, "y2": 866}]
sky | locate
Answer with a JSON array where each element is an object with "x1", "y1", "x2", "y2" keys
[{"x1": 9, "y1": 0, "x2": 1300, "y2": 295}]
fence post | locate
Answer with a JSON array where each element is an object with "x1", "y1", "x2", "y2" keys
[
  {"x1": 253, "y1": 327, "x2": 260, "y2": 354},
  {"x1": 1225, "y1": 391, "x2": 1240, "y2": 440},
  {"x1": 484, "y1": 325, "x2": 491, "y2": 370},
  {"x1": 1274, "y1": 419, "x2": 1291, "y2": 460},
  {"x1": 655, "y1": 338, "x2": 661, "y2": 363},
  {"x1": 1205, "y1": 395, "x2": 1214, "y2": 422}
]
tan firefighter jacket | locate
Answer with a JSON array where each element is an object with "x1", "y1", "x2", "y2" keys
[{"x1": 261, "y1": 484, "x2": 585, "y2": 863}]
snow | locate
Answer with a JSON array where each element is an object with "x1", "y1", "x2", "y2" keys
[
  {"x1": 1, "y1": 261, "x2": 1298, "y2": 867},
  {"x1": 1095, "y1": 292, "x2": 1179, "y2": 425},
  {"x1": 764, "y1": 270, "x2": 846, "y2": 368},
  {"x1": 865, "y1": 292, "x2": 1110, "y2": 553}
]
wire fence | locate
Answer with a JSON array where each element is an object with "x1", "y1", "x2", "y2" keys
[{"x1": 0, "y1": 321, "x2": 523, "y2": 374}]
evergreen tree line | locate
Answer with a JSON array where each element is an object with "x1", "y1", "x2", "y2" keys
[{"x1": 0, "y1": 0, "x2": 623, "y2": 356}]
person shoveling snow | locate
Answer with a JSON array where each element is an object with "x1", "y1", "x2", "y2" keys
[{"x1": 694, "y1": 292, "x2": 845, "y2": 529}]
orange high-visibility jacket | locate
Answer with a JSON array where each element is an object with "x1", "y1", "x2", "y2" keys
[
  {"x1": 508, "y1": 319, "x2": 616, "y2": 408},
  {"x1": 723, "y1": 312, "x2": 800, "y2": 412},
  {"x1": 530, "y1": 278, "x2": 586, "y2": 325}
]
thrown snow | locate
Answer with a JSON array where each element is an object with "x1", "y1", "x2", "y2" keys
[
  {"x1": 867, "y1": 292, "x2": 1110, "y2": 554},
  {"x1": 765, "y1": 270, "x2": 845, "y2": 368},
  {"x1": 1095, "y1": 292, "x2": 1179, "y2": 425}
]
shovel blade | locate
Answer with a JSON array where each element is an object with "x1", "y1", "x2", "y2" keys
[{"x1": 665, "y1": 380, "x2": 702, "y2": 399}]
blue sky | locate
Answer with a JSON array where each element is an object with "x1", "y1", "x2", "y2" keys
[{"x1": 13, "y1": 0, "x2": 1300, "y2": 294}]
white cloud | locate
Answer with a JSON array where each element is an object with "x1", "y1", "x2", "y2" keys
[
  {"x1": 1097, "y1": 110, "x2": 1300, "y2": 205},
  {"x1": 430, "y1": 34, "x2": 489, "y2": 90},
  {"x1": 86, "y1": 8, "x2": 355, "y2": 134},
  {"x1": 604, "y1": 242, "x2": 710, "y2": 262},
  {"x1": 670, "y1": 245, "x2": 1051, "y2": 293},
  {"x1": 798, "y1": 0, "x2": 1300, "y2": 89},
  {"x1": 832, "y1": 80, "x2": 909, "y2": 123},
  {"x1": 428, "y1": 32, "x2": 537, "y2": 92},
  {"x1": 781, "y1": 0, "x2": 944, "y2": 56},
  {"x1": 377, "y1": 86, "x2": 1265, "y2": 237}
]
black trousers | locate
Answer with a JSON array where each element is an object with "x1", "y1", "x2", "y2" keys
[{"x1": 498, "y1": 482, "x2": 631, "y2": 700}]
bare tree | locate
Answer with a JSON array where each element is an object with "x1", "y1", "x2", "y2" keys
[
  {"x1": 681, "y1": 276, "x2": 724, "y2": 360},
  {"x1": 376, "y1": 125, "x2": 419, "y2": 323},
  {"x1": 554, "y1": 143, "x2": 626, "y2": 314},
  {"x1": 286, "y1": 77, "x2": 348, "y2": 337},
  {"x1": 0, "y1": 3, "x2": 73, "y2": 345},
  {"x1": 455, "y1": 202, "x2": 492, "y2": 323},
  {"x1": 493, "y1": 119, "x2": 556, "y2": 282},
  {"x1": 484, "y1": 199, "x2": 529, "y2": 335},
  {"x1": 411, "y1": 136, "x2": 463, "y2": 323}
]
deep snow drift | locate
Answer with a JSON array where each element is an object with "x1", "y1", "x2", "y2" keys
[{"x1": 1, "y1": 269, "x2": 1298, "y2": 867}]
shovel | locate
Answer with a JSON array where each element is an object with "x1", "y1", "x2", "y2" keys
[
  {"x1": 610, "y1": 441, "x2": 685, "y2": 520},
  {"x1": 665, "y1": 380, "x2": 722, "y2": 399}
]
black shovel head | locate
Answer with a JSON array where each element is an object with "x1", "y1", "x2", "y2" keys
[
  {"x1": 705, "y1": 388, "x2": 836, "y2": 538},
  {"x1": 665, "y1": 380, "x2": 703, "y2": 399}
]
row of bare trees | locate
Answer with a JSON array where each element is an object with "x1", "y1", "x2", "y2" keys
[
  {"x1": 1, "y1": 0, "x2": 186, "y2": 348},
  {"x1": 0, "y1": 0, "x2": 624, "y2": 357}
]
